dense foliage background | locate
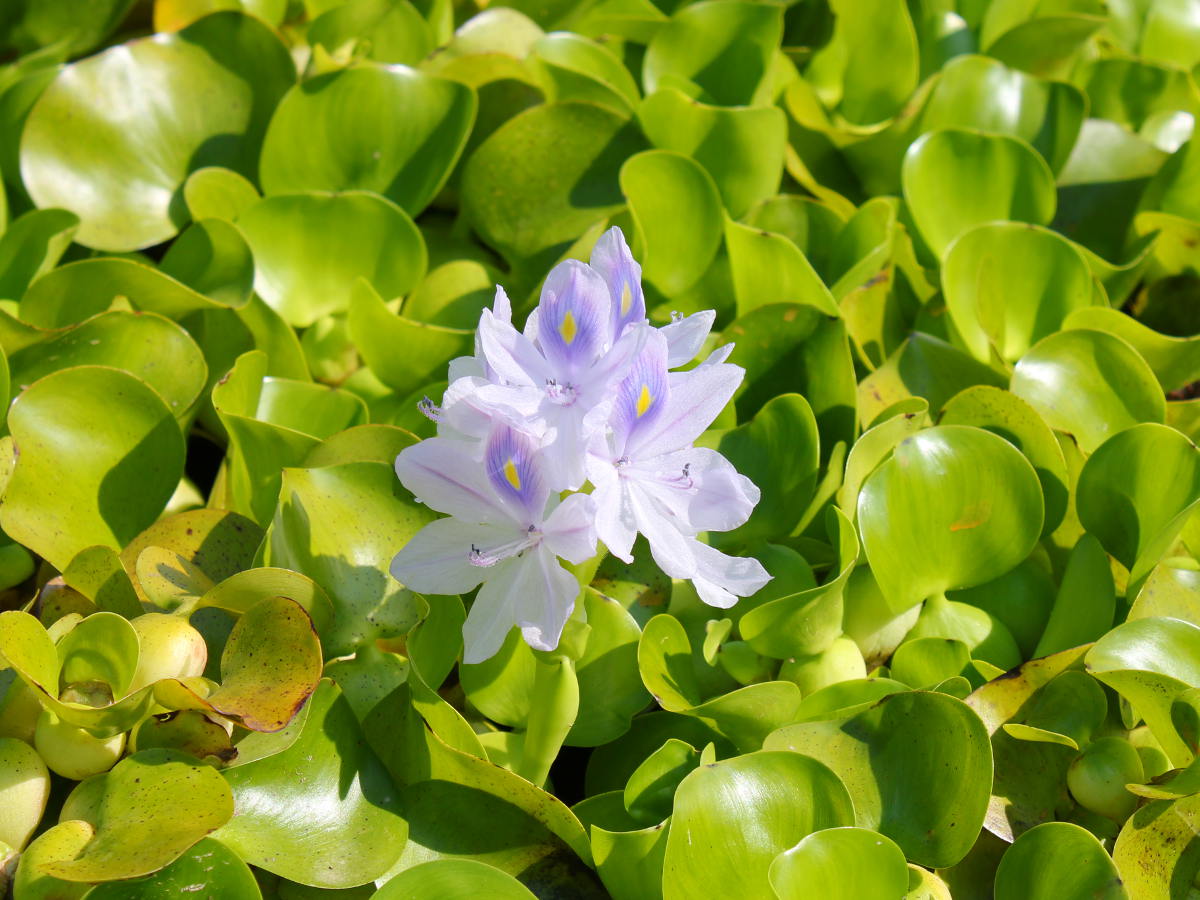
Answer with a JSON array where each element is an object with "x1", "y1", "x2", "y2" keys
[{"x1": 0, "y1": 0, "x2": 1199, "y2": 896}]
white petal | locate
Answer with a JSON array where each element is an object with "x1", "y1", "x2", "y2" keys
[
  {"x1": 477, "y1": 308, "x2": 547, "y2": 387},
  {"x1": 395, "y1": 437, "x2": 513, "y2": 525},
  {"x1": 462, "y1": 557, "x2": 523, "y2": 665},
  {"x1": 690, "y1": 539, "x2": 772, "y2": 608},
  {"x1": 587, "y1": 456, "x2": 636, "y2": 563},
  {"x1": 390, "y1": 518, "x2": 510, "y2": 594},
  {"x1": 543, "y1": 492, "x2": 598, "y2": 564},
  {"x1": 446, "y1": 355, "x2": 485, "y2": 382},
  {"x1": 627, "y1": 362, "x2": 744, "y2": 458},
  {"x1": 684, "y1": 448, "x2": 760, "y2": 533},
  {"x1": 492, "y1": 284, "x2": 512, "y2": 323},
  {"x1": 515, "y1": 544, "x2": 581, "y2": 653},
  {"x1": 631, "y1": 487, "x2": 697, "y2": 578},
  {"x1": 660, "y1": 310, "x2": 715, "y2": 367}
]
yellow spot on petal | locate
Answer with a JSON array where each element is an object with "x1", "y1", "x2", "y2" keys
[
  {"x1": 503, "y1": 459, "x2": 521, "y2": 490},
  {"x1": 620, "y1": 283, "x2": 632, "y2": 316},
  {"x1": 560, "y1": 311, "x2": 577, "y2": 344},
  {"x1": 636, "y1": 383, "x2": 653, "y2": 417}
]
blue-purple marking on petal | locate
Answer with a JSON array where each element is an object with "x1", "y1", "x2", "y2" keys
[{"x1": 484, "y1": 423, "x2": 547, "y2": 522}]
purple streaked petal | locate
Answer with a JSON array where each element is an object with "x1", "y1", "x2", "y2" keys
[
  {"x1": 389, "y1": 517, "x2": 512, "y2": 594},
  {"x1": 542, "y1": 492, "x2": 598, "y2": 564},
  {"x1": 396, "y1": 437, "x2": 513, "y2": 525},
  {"x1": 536, "y1": 260, "x2": 611, "y2": 374},
  {"x1": 590, "y1": 227, "x2": 646, "y2": 340},
  {"x1": 611, "y1": 328, "x2": 670, "y2": 456},
  {"x1": 660, "y1": 310, "x2": 715, "y2": 368},
  {"x1": 690, "y1": 539, "x2": 771, "y2": 608},
  {"x1": 485, "y1": 423, "x2": 549, "y2": 522},
  {"x1": 626, "y1": 361, "x2": 744, "y2": 459}
]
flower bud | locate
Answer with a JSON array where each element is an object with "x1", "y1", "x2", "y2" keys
[
  {"x1": 1067, "y1": 736, "x2": 1144, "y2": 822},
  {"x1": 128, "y1": 613, "x2": 208, "y2": 692}
]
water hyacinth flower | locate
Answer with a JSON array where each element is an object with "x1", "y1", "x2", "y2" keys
[{"x1": 391, "y1": 226, "x2": 771, "y2": 663}]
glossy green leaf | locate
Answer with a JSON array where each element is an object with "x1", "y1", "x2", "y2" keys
[
  {"x1": 376, "y1": 859, "x2": 537, "y2": 899},
  {"x1": 642, "y1": 0, "x2": 782, "y2": 106},
  {"x1": 260, "y1": 66, "x2": 474, "y2": 218},
  {"x1": 0, "y1": 736, "x2": 49, "y2": 852},
  {"x1": 662, "y1": 752, "x2": 855, "y2": 900},
  {"x1": 1076, "y1": 423, "x2": 1200, "y2": 584},
  {"x1": 807, "y1": 0, "x2": 919, "y2": 125},
  {"x1": 1034, "y1": 534, "x2": 1115, "y2": 656},
  {"x1": 1112, "y1": 791, "x2": 1200, "y2": 898},
  {"x1": 160, "y1": 217, "x2": 255, "y2": 308},
  {"x1": 216, "y1": 680, "x2": 407, "y2": 888},
  {"x1": 638, "y1": 89, "x2": 786, "y2": 219},
  {"x1": 348, "y1": 278, "x2": 474, "y2": 398},
  {"x1": 308, "y1": 0, "x2": 434, "y2": 65},
  {"x1": 765, "y1": 690, "x2": 992, "y2": 867},
  {"x1": 620, "y1": 150, "x2": 722, "y2": 298},
  {"x1": 995, "y1": 821, "x2": 1127, "y2": 899},
  {"x1": 769, "y1": 827, "x2": 910, "y2": 900},
  {"x1": 43, "y1": 749, "x2": 233, "y2": 882},
  {"x1": 0, "y1": 208, "x2": 78, "y2": 302},
  {"x1": 1087, "y1": 616, "x2": 1200, "y2": 766},
  {"x1": 237, "y1": 191, "x2": 426, "y2": 327},
  {"x1": 568, "y1": 589, "x2": 650, "y2": 746},
  {"x1": 622, "y1": 738, "x2": 698, "y2": 826},
  {"x1": 183, "y1": 167, "x2": 260, "y2": 223},
  {"x1": 1065, "y1": 305, "x2": 1200, "y2": 394},
  {"x1": 724, "y1": 219, "x2": 839, "y2": 318},
  {"x1": 532, "y1": 32, "x2": 640, "y2": 111},
  {"x1": 462, "y1": 101, "x2": 645, "y2": 264},
  {"x1": 0, "y1": 366, "x2": 185, "y2": 570},
  {"x1": 264, "y1": 461, "x2": 436, "y2": 657},
  {"x1": 858, "y1": 425, "x2": 1044, "y2": 611},
  {"x1": 943, "y1": 223, "x2": 1095, "y2": 363},
  {"x1": 902, "y1": 129, "x2": 1056, "y2": 259},
  {"x1": 19, "y1": 12, "x2": 294, "y2": 251},
  {"x1": 11, "y1": 820, "x2": 94, "y2": 900},
  {"x1": 1011, "y1": 329, "x2": 1166, "y2": 454},
  {"x1": 84, "y1": 837, "x2": 261, "y2": 899}
]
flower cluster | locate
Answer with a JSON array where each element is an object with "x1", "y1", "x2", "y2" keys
[{"x1": 390, "y1": 228, "x2": 771, "y2": 664}]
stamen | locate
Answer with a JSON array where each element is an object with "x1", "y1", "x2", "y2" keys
[
  {"x1": 417, "y1": 396, "x2": 442, "y2": 422},
  {"x1": 545, "y1": 378, "x2": 579, "y2": 406},
  {"x1": 468, "y1": 530, "x2": 542, "y2": 567},
  {"x1": 670, "y1": 310, "x2": 684, "y2": 323}
]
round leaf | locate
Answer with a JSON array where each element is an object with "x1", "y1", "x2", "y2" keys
[
  {"x1": 769, "y1": 827, "x2": 910, "y2": 900},
  {"x1": 19, "y1": 12, "x2": 294, "y2": 251},
  {"x1": 995, "y1": 821, "x2": 1128, "y2": 900},
  {"x1": 662, "y1": 752, "x2": 855, "y2": 900},
  {"x1": 0, "y1": 366, "x2": 185, "y2": 571},
  {"x1": 858, "y1": 425, "x2": 1044, "y2": 610},
  {"x1": 376, "y1": 859, "x2": 537, "y2": 899}
]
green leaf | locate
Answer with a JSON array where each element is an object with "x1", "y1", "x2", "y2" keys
[
  {"x1": 84, "y1": 837, "x2": 261, "y2": 899},
  {"x1": 567, "y1": 589, "x2": 650, "y2": 747},
  {"x1": 532, "y1": 32, "x2": 641, "y2": 112},
  {"x1": 21, "y1": 257, "x2": 243, "y2": 329},
  {"x1": 987, "y1": 15, "x2": 1106, "y2": 80},
  {"x1": 11, "y1": 820, "x2": 94, "y2": 900},
  {"x1": 637, "y1": 88, "x2": 786, "y2": 218},
  {"x1": 308, "y1": 0, "x2": 434, "y2": 65},
  {"x1": 620, "y1": 150, "x2": 723, "y2": 298},
  {"x1": 0, "y1": 208, "x2": 79, "y2": 302},
  {"x1": 858, "y1": 425, "x2": 1044, "y2": 610},
  {"x1": 183, "y1": 167, "x2": 260, "y2": 223},
  {"x1": 1034, "y1": 534, "x2": 1115, "y2": 657},
  {"x1": 160, "y1": 217, "x2": 255, "y2": 308},
  {"x1": 375, "y1": 859, "x2": 537, "y2": 899},
  {"x1": 765, "y1": 691, "x2": 992, "y2": 867},
  {"x1": 43, "y1": 749, "x2": 234, "y2": 882},
  {"x1": 622, "y1": 737, "x2": 698, "y2": 826},
  {"x1": 663, "y1": 752, "x2": 854, "y2": 900},
  {"x1": 1112, "y1": 792, "x2": 1200, "y2": 897},
  {"x1": 348, "y1": 278, "x2": 474, "y2": 398},
  {"x1": 260, "y1": 66, "x2": 474, "y2": 218},
  {"x1": 769, "y1": 827, "x2": 910, "y2": 900},
  {"x1": 0, "y1": 736, "x2": 49, "y2": 852},
  {"x1": 10, "y1": 311, "x2": 208, "y2": 421},
  {"x1": 1065, "y1": 305, "x2": 1200, "y2": 394},
  {"x1": 264, "y1": 461, "x2": 436, "y2": 657},
  {"x1": 724, "y1": 219, "x2": 839, "y2": 318},
  {"x1": 462, "y1": 101, "x2": 646, "y2": 264},
  {"x1": 19, "y1": 12, "x2": 294, "y2": 251},
  {"x1": 0, "y1": 366, "x2": 185, "y2": 571},
  {"x1": 236, "y1": 191, "x2": 427, "y2": 327},
  {"x1": 1011, "y1": 329, "x2": 1166, "y2": 454},
  {"x1": 1076, "y1": 423, "x2": 1200, "y2": 584},
  {"x1": 902, "y1": 128, "x2": 1056, "y2": 259},
  {"x1": 995, "y1": 821, "x2": 1127, "y2": 899},
  {"x1": 642, "y1": 0, "x2": 782, "y2": 106},
  {"x1": 1087, "y1": 616, "x2": 1200, "y2": 766},
  {"x1": 942, "y1": 222, "x2": 1096, "y2": 363},
  {"x1": 215, "y1": 680, "x2": 408, "y2": 888},
  {"x1": 939, "y1": 385, "x2": 1069, "y2": 537},
  {"x1": 806, "y1": 0, "x2": 919, "y2": 125}
]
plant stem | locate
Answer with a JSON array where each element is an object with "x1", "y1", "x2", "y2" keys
[{"x1": 516, "y1": 653, "x2": 579, "y2": 788}]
